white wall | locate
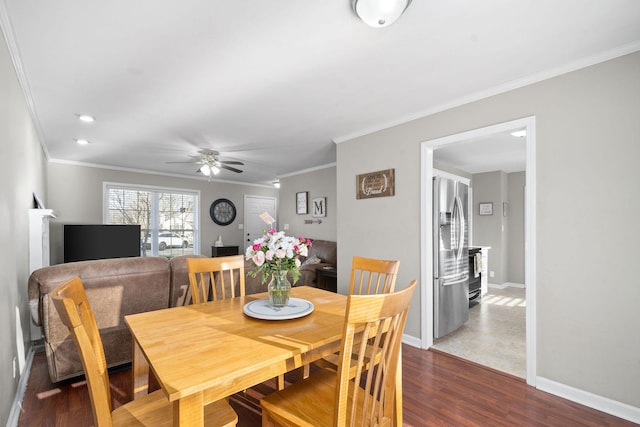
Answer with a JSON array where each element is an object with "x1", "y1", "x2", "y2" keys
[
  {"x1": 46, "y1": 162, "x2": 278, "y2": 263},
  {"x1": 337, "y1": 52, "x2": 640, "y2": 408},
  {"x1": 0, "y1": 32, "x2": 47, "y2": 425}
]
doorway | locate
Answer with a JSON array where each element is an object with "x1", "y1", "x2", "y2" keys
[
  {"x1": 243, "y1": 195, "x2": 278, "y2": 250},
  {"x1": 420, "y1": 117, "x2": 537, "y2": 386}
]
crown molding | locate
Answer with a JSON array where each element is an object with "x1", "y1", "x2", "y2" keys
[
  {"x1": 48, "y1": 158, "x2": 275, "y2": 188},
  {"x1": 277, "y1": 162, "x2": 337, "y2": 179},
  {"x1": 333, "y1": 41, "x2": 640, "y2": 144},
  {"x1": 0, "y1": 0, "x2": 49, "y2": 159}
]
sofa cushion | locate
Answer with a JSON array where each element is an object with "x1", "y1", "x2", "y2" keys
[
  {"x1": 297, "y1": 239, "x2": 337, "y2": 286},
  {"x1": 29, "y1": 256, "x2": 171, "y2": 382},
  {"x1": 301, "y1": 254, "x2": 322, "y2": 266},
  {"x1": 305, "y1": 239, "x2": 337, "y2": 266}
]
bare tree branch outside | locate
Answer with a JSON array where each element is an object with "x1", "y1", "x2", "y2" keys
[{"x1": 106, "y1": 186, "x2": 197, "y2": 258}]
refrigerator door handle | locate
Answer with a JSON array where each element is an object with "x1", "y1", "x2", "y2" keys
[
  {"x1": 439, "y1": 275, "x2": 468, "y2": 287},
  {"x1": 453, "y1": 195, "x2": 465, "y2": 260}
]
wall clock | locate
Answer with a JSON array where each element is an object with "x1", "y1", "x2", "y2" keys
[{"x1": 210, "y1": 198, "x2": 236, "y2": 225}]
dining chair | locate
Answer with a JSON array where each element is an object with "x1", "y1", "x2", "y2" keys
[
  {"x1": 311, "y1": 256, "x2": 400, "y2": 374},
  {"x1": 186, "y1": 255, "x2": 287, "y2": 390},
  {"x1": 349, "y1": 255, "x2": 400, "y2": 295},
  {"x1": 187, "y1": 255, "x2": 246, "y2": 304},
  {"x1": 261, "y1": 280, "x2": 416, "y2": 427},
  {"x1": 50, "y1": 277, "x2": 238, "y2": 427}
]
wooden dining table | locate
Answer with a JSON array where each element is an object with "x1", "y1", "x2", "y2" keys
[{"x1": 125, "y1": 286, "x2": 350, "y2": 426}]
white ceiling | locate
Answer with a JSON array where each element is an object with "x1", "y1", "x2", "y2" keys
[
  {"x1": 2, "y1": 1, "x2": 639, "y2": 185},
  {"x1": 434, "y1": 129, "x2": 527, "y2": 175}
]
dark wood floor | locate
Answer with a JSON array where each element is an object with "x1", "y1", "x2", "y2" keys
[{"x1": 18, "y1": 345, "x2": 634, "y2": 426}]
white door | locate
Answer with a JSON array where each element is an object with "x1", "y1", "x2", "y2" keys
[{"x1": 244, "y1": 195, "x2": 278, "y2": 251}]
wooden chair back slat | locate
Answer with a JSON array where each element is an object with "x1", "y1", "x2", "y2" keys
[
  {"x1": 187, "y1": 255, "x2": 246, "y2": 304},
  {"x1": 335, "y1": 280, "x2": 415, "y2": 426},
  {"x1": 260, "y1": 281, "x2": 416, "y2": 426},
  {"x1": 50, "y1": 277, "x2": 114, "y2": 427},
  {"x1": 349, "y1": 256, "x2": 400, "y2": 296}
]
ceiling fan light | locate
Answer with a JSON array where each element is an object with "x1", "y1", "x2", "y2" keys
[
  {"x1": 353, "y1": 0, "x2": 411, "y2": 27},
  {"x1": 211, "y1": 165, "x2": 221, "y2": 175},
  {"x1": 200, "y1": 164, "x2": 211, "y2": 176}
]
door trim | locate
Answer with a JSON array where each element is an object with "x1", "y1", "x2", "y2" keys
[{"x1": 420, "y1": 116, "x2": 537, "y2": 386}]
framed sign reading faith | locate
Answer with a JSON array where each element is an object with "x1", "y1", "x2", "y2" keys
[{"x1": 356, "y1": 169, "x2": 395, "y2": 199}]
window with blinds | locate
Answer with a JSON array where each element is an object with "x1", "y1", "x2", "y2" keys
[{"x1": 104, "y1": 183, "x2": 199, "y2": 257}]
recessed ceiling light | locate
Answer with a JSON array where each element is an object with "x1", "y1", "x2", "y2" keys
[
  {"x1": 77, "y1": 114, "x2": 95, "y2": 123},
  {"x1": 511, "y1": 130, "x2": 526, "y2": 138},
  {"x1": 76, "y1": 138, "x2": 90, "y2": 145}
]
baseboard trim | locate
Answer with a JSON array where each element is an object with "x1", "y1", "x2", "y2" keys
[
  {"x1": 7, "y1": 347, "x2": 35, "y2": 427},
  {"x1": 537, "y1": 376, "x2": 640, "y2": 424},
  {"x1": 402, "y1": 333, "x2": 421, "y2": 348},
  {"x1": 488, "y1": 282, "x2": 525, "y2": 289}
]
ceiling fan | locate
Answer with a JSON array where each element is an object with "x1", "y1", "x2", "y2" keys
[{"x1": 167, "y1": 150, "x2": 244, "y2": 177}]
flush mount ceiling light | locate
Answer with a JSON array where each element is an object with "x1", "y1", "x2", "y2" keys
[
  {"x1": 75, "y1": 138, "x2": 90, "y2": 145},
  {"x1": 352, "y1": 0, "x2": 412, "y2": 27},
  {"x1": 76, "y1": 114, "x2": 95, "y2": 123}
]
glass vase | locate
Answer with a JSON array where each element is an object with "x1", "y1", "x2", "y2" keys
[{"x1": 268, "y1": 270, "x2": 291, "y2": 307}]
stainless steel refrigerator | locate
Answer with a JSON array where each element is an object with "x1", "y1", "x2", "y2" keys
[{"x1": 433, "y1": 176, "x2": 469, "y2": 339}]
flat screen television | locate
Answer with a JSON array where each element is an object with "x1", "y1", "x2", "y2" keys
[{"x1": 64, "y1": 224, "x2": 141, "y2": 263}]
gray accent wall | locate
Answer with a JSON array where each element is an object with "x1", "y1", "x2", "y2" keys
[
  {"x1": 471, "y1": 170, "x2": 525, "y2": 285},
  {"x1": 278, "y1": 165, "x2": 337, "y2": 242},
  {"x1": 337, "y1": 52, "x2": 640, "y2": 408},
  {"x1": 0, "y1": 33, "x2": 47, "y2": 425},
  {"x1": 472, "y1": 171, "x2": 509, "y2": 284},
  {"x1": 507, "y1": 171, "x2": 525, "y2": 284},
  {"x1": 46, "y1": 162, "x2": 278, "y2": 263}
]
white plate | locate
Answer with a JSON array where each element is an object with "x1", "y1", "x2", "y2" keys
[{"x1": 243, "y1": 298, "x2": 314, "y2": 320}]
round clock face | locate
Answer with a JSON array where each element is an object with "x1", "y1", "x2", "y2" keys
[{"x1": 210, "y1": 198, "x2": 236, "y2": 226}]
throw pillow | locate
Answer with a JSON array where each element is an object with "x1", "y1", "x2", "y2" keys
[{"x1": 301, "y1": 254, "x2": 322, "y2": 267}]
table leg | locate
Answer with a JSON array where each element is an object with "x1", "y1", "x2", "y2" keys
[
  {"x1": 132, "y1": 338, "x2": 150, "y2": 399},
  {"x1": 173, "y1": 392, "x2": 204, "y2": 426}
]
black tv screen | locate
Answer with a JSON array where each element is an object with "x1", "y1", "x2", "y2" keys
[{"x1": 64, "y1": 224, "x2": 141, "y2": 263}]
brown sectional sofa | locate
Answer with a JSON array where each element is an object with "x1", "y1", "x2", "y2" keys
[
  {"x1": 29, "y1": 239, "x2": 336, "y2": 383},
  {"x1": 28, "y1": 255, "x2": 206, "y2": 382}
]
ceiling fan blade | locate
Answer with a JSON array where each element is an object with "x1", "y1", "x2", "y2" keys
[
  {"x1": 220, "y1": 164, "x2": 243, "y2": 173},
  {"x1": 218, "y1": 160, "x2": 244, "y2": 165},
  {"x1": 166, "y1": 160, "x2": 204, "y2": 164}
]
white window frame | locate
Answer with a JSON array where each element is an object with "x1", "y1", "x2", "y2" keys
[{"x1": 103, "y1": 182, "x2": 200, "y2": 256}]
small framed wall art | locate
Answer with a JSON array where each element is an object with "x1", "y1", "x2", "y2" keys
[
  {"x1": 356, "y1": 168, "x2": 395, "y2": 199},
  {"x1": 296, "y1": 191, "x2": 308, "y2": 214},
  {"x1": 312, "y1": 197, "x2": 326, "y2": 217},
  {"x1": 479, "y1": 202, "x2": 493, "y2": 216}
]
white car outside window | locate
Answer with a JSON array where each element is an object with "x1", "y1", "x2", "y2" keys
[{"x1": 142, "y1": 232, "x2": 189, "y2": 250}]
